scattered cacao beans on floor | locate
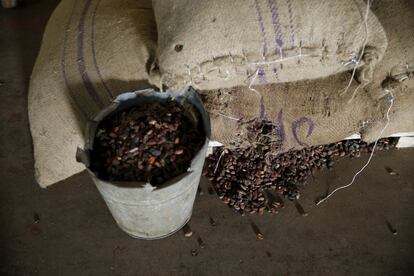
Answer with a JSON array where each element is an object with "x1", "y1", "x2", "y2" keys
[{"x1": 205, "y1": 138, "x2": 398, "y2": 215}]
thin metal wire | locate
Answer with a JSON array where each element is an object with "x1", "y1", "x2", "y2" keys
[
  {"x1": 213, "y1": 150, "x2": 225, "y2": 175},
  {"x1": 340, "y1": 0, "x2": 372, "y2": 98},
  {"x1": 316, "y1": 91, "x2": 394, "y2": 206}
]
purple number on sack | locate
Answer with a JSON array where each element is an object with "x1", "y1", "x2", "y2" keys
[
  {"x1": 271, "y1": 107, "x2": 315, "y2": 148},
  {"x1": 291, "y1": 117, "x2": 315, "y2": 146}
]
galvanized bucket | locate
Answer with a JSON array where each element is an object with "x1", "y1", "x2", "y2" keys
[{"x1": 77, "y1": 88, "x2": 210, "y2": 239}]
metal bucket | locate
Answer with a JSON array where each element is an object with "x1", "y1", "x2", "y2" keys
[{"x1": 77, "y1": 88, "x2": 210, "y2": 239}]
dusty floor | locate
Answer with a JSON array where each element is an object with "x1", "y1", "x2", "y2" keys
[{"x1": 1, "y1": 1, "x2": 414, "y2": 275}]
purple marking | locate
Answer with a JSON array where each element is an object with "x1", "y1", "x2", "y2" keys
[
  {"x1": 267, "y1": 0, "x2": 284, "y2": 48},
  {"x1": 77, "y1": 0, "x2": 105, "y2": 108},
  {"x1": 291, "y1": 117, "x2": 315, "y2": 146},
  {"x1": 286, "y1": 0, "x2": 296, "y2": 46},
  {"x1": 254, "y1": 0, "x2": 268, "y2": 83},
  {"x1": 276, "y1": 38, "x2": 283, "y2": 47},
  {"x1": 258, "y1": 67, "x2": 266, "y2": 77},
  {"x1": 61, "y1": 0, "x2": 87, "y2": 119},
  {"x1": 254, "y1": 0, "x2": 268, "y2": 56},
  {"x1": 276, "y1": 109, "x2": 285, "y2": 145},
  {"x1": 91, "y1": 0, "x2": 113, "y2": 99},
  {"x1": 258, "y1": 67, "x2": 267, "y2": 83},
  {"x1": 267, "y1": 0, "x2": 284, "y2": 79}
]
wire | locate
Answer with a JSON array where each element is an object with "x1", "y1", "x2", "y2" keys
[{"x1": 316, "y1": 91, "x2": 394, "y2": 205}]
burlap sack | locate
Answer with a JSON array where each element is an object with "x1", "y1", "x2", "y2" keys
[
  {"x1": 202, "y1": 72, "x2": 414, "y2": 151},
  {"x1": 149, "y1": 0, "x2": 388, "y2": 91},
  {"x1": 200, "y1": 72, "x2": 378, "y2": 150},
  {"x1": 201, "y1": 0, "x2": 414, "y2": 150},
  {"x1": 29, "y1": 0, "x2": 412, "y2": 188},
  {"x1": 362, "y1": 0, "x2": 414, "y2": 140},
  {"x1": 28, "y1": 0, "x2": 156, "y2": 187}
]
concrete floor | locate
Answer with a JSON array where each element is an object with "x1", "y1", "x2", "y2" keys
[{"x1": 1, "y1": 1, "x2": 414, "y2": 275}]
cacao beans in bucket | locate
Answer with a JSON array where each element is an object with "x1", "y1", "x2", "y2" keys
[{"x1": 77, "y1": 87, "x2": 210, "y2": 239}]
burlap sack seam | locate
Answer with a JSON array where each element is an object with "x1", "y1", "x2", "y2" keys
[{"x1": 152, "y1": 42, "x2": 369, "y2": 90}]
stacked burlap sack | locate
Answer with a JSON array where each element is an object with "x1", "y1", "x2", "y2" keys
[{"x1": 29, "y1": 0, "x2": 414, "y2": 187}]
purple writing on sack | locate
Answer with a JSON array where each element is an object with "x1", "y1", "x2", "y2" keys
[{"x1": 291, "y1": 117, "x2": 314, "y2": 146}]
